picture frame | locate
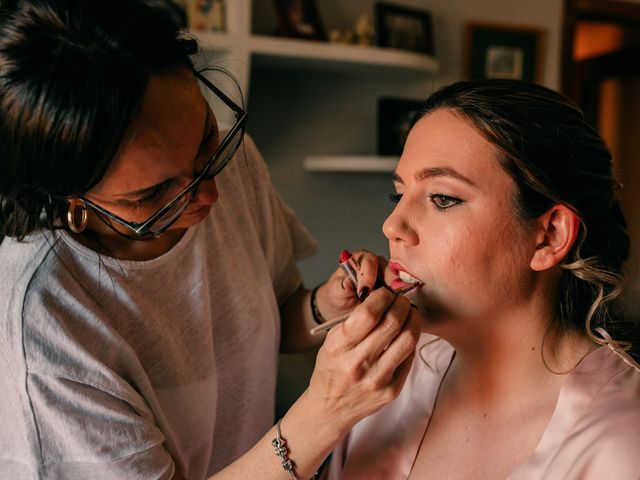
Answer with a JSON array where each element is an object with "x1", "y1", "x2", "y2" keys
[
  {"x1": 185, "y1": 0, "x2": 226, "y2": 32},
  {"x1": 465, "y1": 23, "x2": 544, "y2": 83},
  {"x1": 378, "y1": 97, "x2": 424, "y2": 156},
  {"x1": 375, "y1": 2, "x2": 434, "y2": 55},
  {"x1": 272, "y1": 0, "x2": 326, "y2": 41}
]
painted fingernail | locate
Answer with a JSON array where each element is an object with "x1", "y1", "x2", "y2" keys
[{"x1": 358, "y1": 286, "x2": 370, "y2": 301}]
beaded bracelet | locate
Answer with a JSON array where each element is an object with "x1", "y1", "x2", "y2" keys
[
  {"x1": 272, "y1": 419, "x2": 299, "y2": 479},
  {"x1": 272, "y1": 419, "x2": 318, "y2": 480},
  {"x1": 310, "y1": 284, "x2": 326, "y2": 325}
]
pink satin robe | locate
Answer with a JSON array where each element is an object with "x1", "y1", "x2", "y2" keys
[{"x1": 328, "y1": 333, "x2": 640, "y2": 479}]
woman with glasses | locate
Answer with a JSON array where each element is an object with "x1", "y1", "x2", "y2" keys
[{"x1": 0, "y1": 1, "x2": 421, "y2": 479}]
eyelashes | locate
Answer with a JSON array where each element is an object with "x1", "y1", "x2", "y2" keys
[
  {"x1": 388, "y1": 192, "x2": 463, "y2": 210},
  {"x1": 389, "y1": 192, "x2": 403, "y2": 204},
  {"x1": 136, "y1": 182, "x2": 172, "y2": 206}
]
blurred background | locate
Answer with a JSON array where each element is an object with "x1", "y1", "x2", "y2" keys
[{"x1": 179, "y1": 0, "x2": 640, "y2": 415}]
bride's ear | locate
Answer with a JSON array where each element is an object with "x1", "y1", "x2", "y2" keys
[{"x1": 529, "y1": 204, "x2": 580, "y2": 271}]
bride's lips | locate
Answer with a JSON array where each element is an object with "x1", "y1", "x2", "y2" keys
[{"x1": 388, "y1": 261, "x2": 424, "y2": 291}]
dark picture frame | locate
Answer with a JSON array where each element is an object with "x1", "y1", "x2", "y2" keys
[
  {"x1": 375, "y1": 2, "x2": 434, "y2": 54},
  {"x1": 378, "y1": 97, "x2": 424, "y2": 156},
  {"x1": 273, "y1": 0, "x2": 326, "y2": 41},
  {"x1": 465, "y1": 23, "x2": 544, "y2": 82}
]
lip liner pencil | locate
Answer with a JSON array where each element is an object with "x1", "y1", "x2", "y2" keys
[{"x1": 309, "y1": 283, "x2": 420, "y2": 336}]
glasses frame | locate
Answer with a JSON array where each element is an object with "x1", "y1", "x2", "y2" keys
[{"x1": 80, "y1": 70, "x2": 247, "y2": 239}]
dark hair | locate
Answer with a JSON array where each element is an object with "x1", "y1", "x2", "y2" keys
[
  {"x1": 0, "y1": 0, "x2": 197, "y2": 239},
  {"x1": 414, "y1": 79, "x2": 631, "y2": 341}
]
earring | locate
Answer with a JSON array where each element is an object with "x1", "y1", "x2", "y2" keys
[{"x1": 67, "y1": 198, "x2": 88, "y2": 233}]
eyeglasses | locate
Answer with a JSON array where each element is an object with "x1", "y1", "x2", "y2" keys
[{"x1": 81, "y1": 70, "x2": 247, "y2": 240}]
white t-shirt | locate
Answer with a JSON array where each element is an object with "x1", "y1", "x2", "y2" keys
[
  {"x1": 328, "y1": 333, "x2": 640, "y2": 480},
  {"x1": 0, "y1": 136, "x2": 318, "y2": 479}
]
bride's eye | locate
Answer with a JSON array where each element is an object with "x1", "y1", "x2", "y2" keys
[{"x1": 428, "y1": 193, "x2": 462, "y2": 210}]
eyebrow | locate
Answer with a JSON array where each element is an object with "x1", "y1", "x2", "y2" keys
[
  {"x1": 114, "y1": 105, "x2": 211, "y2": 199},
  {"x1": 393, "y1": 166, "x2": 478, "y2": 188}
]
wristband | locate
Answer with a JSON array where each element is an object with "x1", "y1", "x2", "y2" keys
[{"x1": 310, "y1": 284, "x2": 326, "y2": 325}]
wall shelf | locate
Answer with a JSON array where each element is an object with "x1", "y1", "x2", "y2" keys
[
  {"x1": 248, "y1": 35, "x2": 439, "y2": 73},
  {"x1": 303, "y1": 155, "x2": 399, "y2": 173},
  {"x1": 189, "y1": 31, "x2": 439, "y2": 74},
  {"x1": 185, "y1": 0, "x2": 441, "y2": 91}
]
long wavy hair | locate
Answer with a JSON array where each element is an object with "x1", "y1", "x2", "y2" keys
[{"x1": 413, "y1": 79, "x2": 631, "y2": 344}]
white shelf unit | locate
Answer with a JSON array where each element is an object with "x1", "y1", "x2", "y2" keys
[
  {"x1": 187, "y1": 0, "x2": 439, "y2": 170},
  {"x1": 249, "y1": 35, "x2": 438, "y2": 72},
  {"x1": 190, "y1": 31, "x2": 439, "y2": 92}
]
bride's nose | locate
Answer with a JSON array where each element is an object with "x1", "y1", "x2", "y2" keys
[{"x1": 382, "y1": 197, "x2": 418, "y2": 246}]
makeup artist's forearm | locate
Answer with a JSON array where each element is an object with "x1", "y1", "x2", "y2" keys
[
  {"x1": 280, "y1": 285, "x2": 326, "y2": 352},
  {"x1": 206, "y1": 392, "x2": 345, "y2": 480}
]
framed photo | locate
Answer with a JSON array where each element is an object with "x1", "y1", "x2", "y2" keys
[
  {"x1": 378, "y1": 97, "x2": 424, "y2": 156},
  {"x1": 185, "y1": 0, "x2": 226, "y2": 32},
  {"x1": 465, "y1": 23, "x2": 544, "y2": 82},
  {"x1": 273, "y1": 0, "x2": 326, "y2": 40},
  {"x1": 375, "y1": 2, "x2": 434, "y2": 54}
]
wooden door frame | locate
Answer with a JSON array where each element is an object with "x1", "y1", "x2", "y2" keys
[{"x1": 561, "y1": 0, "x2": 640, "y2": 100}]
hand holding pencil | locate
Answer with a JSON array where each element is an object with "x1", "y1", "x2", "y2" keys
[{"x1": 310, "y1": 249, "x2": 422, "y2": 335}]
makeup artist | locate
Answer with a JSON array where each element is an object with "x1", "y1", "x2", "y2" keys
[{"x1": 0, "y1": 1, "x2": 421, "y2": 479}]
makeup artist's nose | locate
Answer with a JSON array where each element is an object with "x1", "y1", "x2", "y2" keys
[
  {"x1": 383, "y1": 202, "x2": 418, "y2": 246},
  {"x1": 194, "y1": 177, "x2": 219, "y2": 205}
]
